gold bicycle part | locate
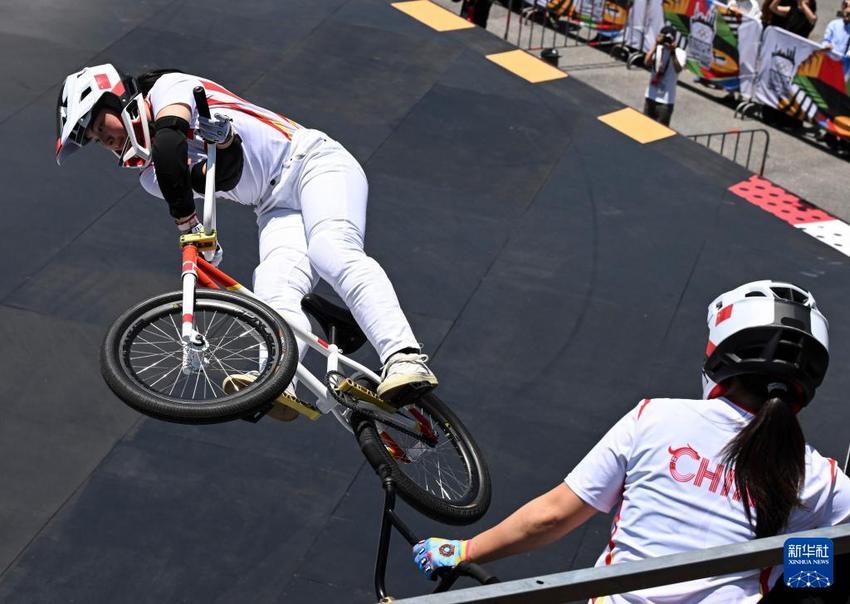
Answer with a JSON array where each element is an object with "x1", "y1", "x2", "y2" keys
[
  {"x1": 335, "y1": 378, "x2": 397, "y2": 413},
  {"x1": 275, "y1": 390, "x2": 321, "y2": 421},
  {"x1": 179, "y1": 228, "x2": 218, "y2": 252}
]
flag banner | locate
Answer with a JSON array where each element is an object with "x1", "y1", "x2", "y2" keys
[
  {"x1": 789, "y1": 49, "x2": 850, "y2": 137},
  {"x1": 662, "y1": 0, "x2": 761, "y2": 92},
  {"x1": 546, "y1": 0, "x2": 632, "y2": 33},
  {"x1": 625, "y1": 0, "x2": 649, "y2": 47},
  {"x1": 625, "y1": 0, "x2": 664, "y2": 50}
]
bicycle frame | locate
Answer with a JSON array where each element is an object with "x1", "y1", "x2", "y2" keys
[{"x1": 179, "y1": 242, "x2": 423, "y2": 435}]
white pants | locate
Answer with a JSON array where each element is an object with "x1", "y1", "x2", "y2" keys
[{"x1": 252, "y1": 129, "x2": 418, "y2": 363}]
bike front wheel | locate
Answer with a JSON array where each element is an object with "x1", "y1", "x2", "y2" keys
[
  {"x1": 101, "y1": 289, "x2": 297, "y2": 423},
  {"x1": 352, "y1": 390, "x2": 491, "y2": 525}
]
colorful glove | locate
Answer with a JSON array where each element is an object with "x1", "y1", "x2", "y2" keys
[
  {"x1": 197, "y1": 112, "x2": 233, "y2": 145},
  {"x1": 412, "y1": 538, "x2": 469, "y2": 580}
]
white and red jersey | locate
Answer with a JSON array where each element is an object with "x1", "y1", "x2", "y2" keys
[
  {"x1": 565, "y1": 397, "x2": 850, "y2": 603},
  {"x1": 139, "y1": 72, "x2": 303, "y2": 213}
]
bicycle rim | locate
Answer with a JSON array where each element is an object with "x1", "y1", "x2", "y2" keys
[{"x1": 120, "y1": 298, "x2": 278, "y2": 403}]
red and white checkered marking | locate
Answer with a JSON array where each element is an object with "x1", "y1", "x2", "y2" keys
[{"x1": 728, "y1": 175, "x2": 850, "y2": 258}]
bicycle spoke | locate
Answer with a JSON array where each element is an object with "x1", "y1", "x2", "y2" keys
[
  {"x1": 123, "y1": 299, "x2": 276, "y2": 403},
  {"x1": 382, "y1": 409, "x2": 472, "y2": 502}
]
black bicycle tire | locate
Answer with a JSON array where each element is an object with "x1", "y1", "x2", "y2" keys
[
  {"x1": 352, "y1": 392, "x2": 491, "y2": 525},
  {"x1": 101, "y1": 289, "x2": 297, "y2": 424}
]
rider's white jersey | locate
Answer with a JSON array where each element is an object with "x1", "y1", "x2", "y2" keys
[
  {"x1": 139, "y1": 72, "x2": 304, "y2": 213},
  {"x1": 564, "y1": 397, "x2": 850, "y2": 603}
]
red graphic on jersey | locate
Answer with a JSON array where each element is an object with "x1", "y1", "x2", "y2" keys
[
  {"x1": 198, "y1": 78, "x2": 300, "y2": 140},
  {"x1": 668, "y1": 444, "x2": 742, "y2": 501}
]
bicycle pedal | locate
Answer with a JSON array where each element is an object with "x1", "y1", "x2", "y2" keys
[
  {"x1": 276, "y1": 391, "x2": 321, "y2": 421},
  {"x1": 335, "y1": 378, "x2": 397, "y2": 413}
]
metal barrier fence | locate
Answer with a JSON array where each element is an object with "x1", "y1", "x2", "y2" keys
[
  {"x1": 394, "y1": 523, "x2": 850, "y2": 603},
  {"x1": 500, "y1": 0, "x2": 646, "y2": 57},
  {"x1": 686, "y1": 128, "x2": 770, "y2": 176}
]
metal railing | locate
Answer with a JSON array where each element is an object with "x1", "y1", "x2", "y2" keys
[
  {"x1": 686, "y1": 128, "x2": 770, "y2": 176},
  {"x1": 501, "y1": 0, "x2": 634, "y2": 55},
  {"x1": 393, "y1": 523, "x2": 850, "y2": 603}
]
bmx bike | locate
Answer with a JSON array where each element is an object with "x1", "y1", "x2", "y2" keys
[{"x1": 99, "y1": 87, "x2": 491, "y2": 525}]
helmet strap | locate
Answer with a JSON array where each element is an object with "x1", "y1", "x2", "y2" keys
[{"x1": 117, "y1": 94, "x2": 152, "y2": 169}]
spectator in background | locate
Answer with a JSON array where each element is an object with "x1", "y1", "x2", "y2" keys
[
  {"x1": 761, "y1": 0, "x2": 775, "y2": 25},
  {"x1": 822, "y1": 0, "x2": 850, "y2": 55},
  {"x1": 769, "y1": 0, "x2": 818, "y2": 37},
  {"x1": 643, "y1": 25, "x2": 687, "y2": 127},
  {"x1": 453, "y1": 0, "x2": 492, "y2": 28}
]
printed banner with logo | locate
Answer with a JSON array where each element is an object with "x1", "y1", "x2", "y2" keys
[
  {"x1": 662, "y1": 0, "x2": 761, "y2": 93},
  {"x1": 625, "y1": 0, "x2": 665, "y2": 50},
  {"x1": 546, "y1": 0, "x2": 633, "y2": 33},
  {"x1": 755, "y1": 26, "x2": 850, "y2": 137}
]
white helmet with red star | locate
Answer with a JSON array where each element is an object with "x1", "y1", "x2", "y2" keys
[{"x1": 56, "y1": 63, "x2": 152, "y2": 168}]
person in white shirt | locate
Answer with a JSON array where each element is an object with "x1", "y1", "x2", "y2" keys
[
  {"x1": 822, "y1": 0, "x2": 850, "y2": 56},
  {"x1": 643, "y1": 25, "x2": 688, "y2": 127},
  {"x1": 55, "y1": 64, "x2": 437, "y2": 406},
  {"x1": 413, "y1": 280, "x2": 850, "y2": 602}
]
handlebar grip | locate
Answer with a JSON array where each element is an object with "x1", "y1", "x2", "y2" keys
[
  {"x1": 457, "y1": 561, "x2": 499, "y2": 585},
  {"x1": 193, "y1": 86, "x2": 211, "y2": 119},
  {"x1": 433, "y1": 562, "x2": 499, "y2": 593}
]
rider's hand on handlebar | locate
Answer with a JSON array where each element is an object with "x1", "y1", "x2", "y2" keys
[
  {"x1": 197, "y1": 112, "x2": 233, "y2": 145},
  {"x1": 413, "y1": 538, "x2": 469, "y2": 580}
]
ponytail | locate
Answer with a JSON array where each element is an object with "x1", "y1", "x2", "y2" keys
[{"x1": 721, "y1": 376, "x2": 806, "y2": 538}]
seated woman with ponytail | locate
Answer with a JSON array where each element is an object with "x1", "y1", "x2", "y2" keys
[{"x1": 413, "y1": 280, "x2": 850, "y2": 603}]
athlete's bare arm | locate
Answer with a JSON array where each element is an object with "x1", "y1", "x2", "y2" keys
[{"x1": 467, "y1": 483, "x2": 597, "y2": 563}]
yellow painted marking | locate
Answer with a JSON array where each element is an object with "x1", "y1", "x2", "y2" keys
[
  {"x1": 486, "y1": 49, "x2": 567, "y2": 83},
  {"x1": 597, "y1": 107, "x2": 675, "y2": 144},
  {"x1": 392, "y1": 1, "x2": 475, "y2": 31},
  {"x1": 226, "y1": 284, "x2": 243, "y2": 291}
]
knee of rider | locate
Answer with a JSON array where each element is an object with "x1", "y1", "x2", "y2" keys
[{"x1": 306, "y1": 228, "x2": 366, "y2": 282}]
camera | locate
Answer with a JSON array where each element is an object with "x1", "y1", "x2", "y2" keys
[{"x1": 660, "y1": 25, "x2": 676, "y2": 45}]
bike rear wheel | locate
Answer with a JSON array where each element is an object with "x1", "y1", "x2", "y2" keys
[
  {"x1": 352, "y1": 389, "x2": 491, "y2": 525},
  {"x1": 101, "y1": 289, "x2": 297, "y2": 423}
]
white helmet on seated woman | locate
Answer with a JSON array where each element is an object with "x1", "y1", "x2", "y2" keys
[{"x1": 701, "y1": 280, "x2": 829, "y2": 406}]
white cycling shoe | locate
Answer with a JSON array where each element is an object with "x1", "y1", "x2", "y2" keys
[
  {"x1": 222, "y1": 373, "x2": 299, "y2": 422},
  {"x1": 377, "y1": 352, "x2": 438, "y2": 404}
]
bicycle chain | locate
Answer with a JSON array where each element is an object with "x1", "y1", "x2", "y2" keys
[{"x1": 324, "y1": 371, "x2": 437, "y2": 445}]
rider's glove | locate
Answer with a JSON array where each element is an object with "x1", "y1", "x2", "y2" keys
[
  {"x1": 197, "y1": 112, "x2": 233, "y2": 145},
  {"x1": 412, "y1": 538, "x2": 469, "y2": 580}
]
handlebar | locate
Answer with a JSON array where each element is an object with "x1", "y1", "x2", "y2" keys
[
  {"x1": 191, "y1": 86, "x2": 216, "y2": 237},
  {"x1": 433, "y1": 561, "x2": 499, "y2": 593},
  {"x1": 193, "y1": 86, "x2": 211, "y2": 119}
]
